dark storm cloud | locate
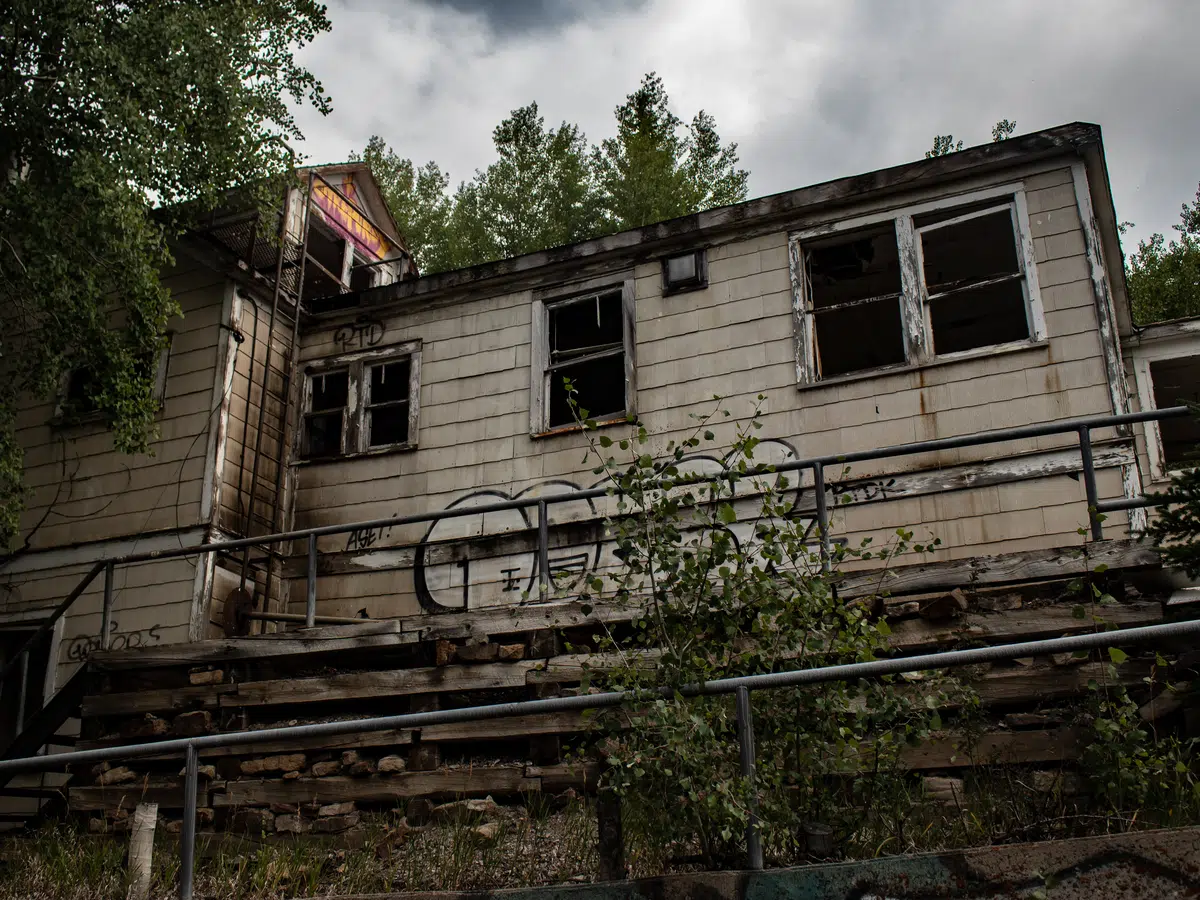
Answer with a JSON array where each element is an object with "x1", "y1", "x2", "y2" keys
[
  {"x1": 376, "y1": 0, "x2": 649, "y2": 34},
  {"x1": 295, "y1": 0, "x2": 1200, "y2": 246}
]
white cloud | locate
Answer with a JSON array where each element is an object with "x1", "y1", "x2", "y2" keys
[{"x1": 293, "y1": 0, "x2": 1200, "y2": 246}]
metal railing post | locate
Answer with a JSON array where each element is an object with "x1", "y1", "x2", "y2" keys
[
  {"x1": 1078, "y1": 426, "x2": 1103, "y2": 541},
  {"x1": 180, "y1": 742, "x2": 198, "y2": 900},
  {"x1": 14, "y1": 651, "x2": 28, "y2": 733},
  {"x1": 735, "y1": 686, "x2": 763, "y2": 871},
  {"x1": 305, "y1": 533, "x2": 318, "y2": 628},
  {"x1": 538, "y1": 499, "x2": 550, "y2": 602},
  {"x1": 812, "y1": 463, "x2": 831, "y2": 574},
  {"x1": 100, "y1": 562, "x2": 114, "y2": 651}
]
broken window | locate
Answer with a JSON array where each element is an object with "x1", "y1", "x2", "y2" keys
[
  {"x1": 301, "y1": 343, "x2": 421, "y2": 460},
  {"x1": 303, "y1": 221, "x2": 348, "y2": 302},
  {"x1": 804, "y1": 226, "x2": 907, "y2": 378},
  {"x1": 535, "y1": 287, "x2": 632, "y2": 432},
  {"x1": 794, "y1": 191, "x2": 1043, "y2": 383},
  {"x1": 57, "y1": 335, "x2": 172, "y2": 423},
  {"x1": 366, "y1": 358, "x2": 411, "y2": 447},
  {"x1": 303, "y1": 368, "x2": 349, "y2": 458},
  {"x1": 917, "y1": 203, "x2": 1029, "y2": 355},
  {"x1": 1151, "y1": 355, "x2": 1200, "y2": 468}
]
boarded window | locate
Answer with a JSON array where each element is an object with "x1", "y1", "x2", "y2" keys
[
  {"x1": 1151, "y1": 356, "x2": 1200, "y2": 468},
  {"x1": 366, "y1": 358, "x2": 411, "y2": 447},
  {"x1": 546, "y1": 291, "x2": 626, "y2": 428},
  {"x1": 303, "y1": 368, "x2": 348, "y2": 458},
  {"x1": 805, "y1": 226, "x2": 907, "y2": 378},
  {"x1": 918, "y1": 205, "x2": 1029, "y2": 355}
]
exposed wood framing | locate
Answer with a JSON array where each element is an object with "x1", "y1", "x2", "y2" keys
[{"x1": 83, "y1": 599, "x2": 1160, "y2": 719}]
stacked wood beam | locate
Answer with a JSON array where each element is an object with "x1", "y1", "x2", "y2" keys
[{"x1": 71, "y1": 570, "x2": 1195, "y2": 837}]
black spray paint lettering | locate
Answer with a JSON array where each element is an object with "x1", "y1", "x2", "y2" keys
[
  {"x1": 346, "y1": 526, "x2": 390, "y2": 552},
  {"x1": 66, "y1": 622, "x2": 163, "y2": 662},
  {"x1": 411, "y1": 441, "x2": 801, "y2": 613},
  {"x1": 333, "y1": 317, "x2": 386, "y2": 352}
]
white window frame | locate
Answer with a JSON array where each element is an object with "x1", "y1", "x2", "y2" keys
[
  {"x1": 530, "y1": 275, "x2": 636, "y2": 436},
  {"x1": 789, "y1": 183, "x2": 1046, "y2": 386},
  {"x1": 299, "y1": 339, "x2": 421, "y2": 460},
  {"x1": 1131, "y1": 334, "x2": 1200, "y2": 483}
]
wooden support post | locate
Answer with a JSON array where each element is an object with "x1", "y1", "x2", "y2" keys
[
  {"x1": 126, "y1": 801, "x2": 158, "y2": 900},
  {"x1": 408, "y1": 694, "x2": 440, "y2": 771},
  {"x1": 596, "y1": 791, "x2": 625, "y2": 882}
]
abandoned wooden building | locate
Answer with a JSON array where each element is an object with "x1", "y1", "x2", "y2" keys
[{"x1": 0, "y1": 122, "x2": 1197, "y2": 835}]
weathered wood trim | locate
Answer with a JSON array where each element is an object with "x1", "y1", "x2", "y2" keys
[
  {"x1": 1012, "y1": 189, "x2": 1048, "y2": 341},
  {"x1": 790, "y1": 182, "x2": 1025, "y2": 242},
  {"x1": 788, "y1": 237, "x2": 814, "y2": 384},
  {"x1": 1072, "y1": 160, "x2": 1130, "y2": 418},
  {"x1": 0, "y1": 527, "x2": 208, "y2": 578},
  {"x1": 622, "y1": 276, "x2": 637, "y2": 421},
  {"x1": 201, "y1": 283, "x2": 241, "y2": 527},
  {"x1": 529, "y1": 295, "x2": 548, "y2": 435},
  {"x1": 895, "y1": 215, "x2": 929, "y2": 364},
  {"x1": 838, "y1": 538, "x2": 1157, "y2": 597}
]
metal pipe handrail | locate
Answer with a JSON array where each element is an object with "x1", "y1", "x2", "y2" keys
[
  {"x1": 2, "y1": 615, "x2": 1199, "y2": 898},
  {"x1": 11, "y1": 403, "x2": 1191, "y2": 680},
  {"x1": 96, "y1": 404, "x2": 1197, "y2": 568}
]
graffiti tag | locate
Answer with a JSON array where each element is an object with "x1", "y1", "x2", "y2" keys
[
  {"x1": 333, "y1": 317, "x2": 386, "y2": 352},
  {"x1": 66, "y1": 622, "x2": 163, "y2": 662}
]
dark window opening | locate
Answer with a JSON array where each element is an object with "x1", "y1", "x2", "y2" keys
[
  {"x1": 920, "y1": 206, "x2": 1028, "y2": 354},
  {"x1": 806, "y1": 227, "x2": 906, "y2": 378},
  {"x1": 546, "y1": 292, "x2": 626, "y2": 428},
  {"x1": 0, "y1": 629, "x2": 51, "y2": 750},
  {"x1": 1151, "y1": 356, "x2": 1200, "y2": 468},
  {"x1": 349, "y1": 256, "x2": 375, "y2": 292},
  {"x1": 662, "y1": 250, "x2": 706, "y2": 293},
  {"x1": 303, "y1": 368, "x2": 349, "y2": 458},
  {"x1": 64, "y1": 366, "x2": 102, "y2": 416},
  {"x1": 304, "y1": 225, "x2": 347, "y2": 301},
  {"x1": 366, "y1": 359, "x2": 411, "y2": 447}
]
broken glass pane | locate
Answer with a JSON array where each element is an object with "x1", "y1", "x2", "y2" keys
[
  {"x1": 369, "y1": 404, "x2": 409, "y2": 447},
  {"x1": 304, "y1": 411, "x2": 342, "y2": 457},
  {"x1": 550, "y1": 292, "x2": 623, "y2": 358},
  {"x1": 921, "y1": 209, "x2": 1020, "y2": 294},
  {"x1": 807, "y1": 227, "x2": 901, "y2": 310},
  {"x1": 369, "y1": 359, "x2": 410, "y2": 405},
  {"x1": 549, "y1": 354, "x2": 625, "y2": 428},
  {"x1": 311, "y1": 369, "x2": 349, "y2": 412}
]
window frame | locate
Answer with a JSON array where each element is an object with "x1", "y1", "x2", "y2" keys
[
  {"x1": 53, "y1": 332, "x2": 174, "y2": 426},
  {"x1": 298, "y1": 339, "x2": 421, "y2": 461},
  {"x1": 530, "y1": 275, "x2": 636, "y2": 437},
  {"x1": 661, "y1": 249, "x2": 708, "y2": 295},
  {"x1": 1132, "y1": 335, "x2": 1200, "y2": 483},
  {"x1": 789, "y1": 182, "x2": 1046, "y2": 387}
]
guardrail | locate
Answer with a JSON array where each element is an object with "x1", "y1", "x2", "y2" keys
[
  {"x1": 2, "y1": 618, "x2": 1199, "y2": 897},
  {"x1": 0, "y1": 405, "x2": 1190, "y2": 742}
]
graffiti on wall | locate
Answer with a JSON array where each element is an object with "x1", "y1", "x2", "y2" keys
[
  {"x1": 66, "y1": 621, "x2": 164, "y2": 662},
  {"x1": 333, "y1": 317, "x2": 386, "y2": 352},
  {"x1": 407, "y1": 439, "x2": 834, "y2": 613}
]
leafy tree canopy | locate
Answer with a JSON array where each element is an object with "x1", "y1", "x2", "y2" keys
[
  {"x1": 0, "y1": 0, "x2": 333, "y2": 548},
  {"x1": 1126, "y1": 185, "x2": 1200, "y2": 324},
  {"x1": 355, "y1": 72, "x2": 749, "y2": 275}
]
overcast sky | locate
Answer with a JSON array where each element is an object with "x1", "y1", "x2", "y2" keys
[{"x1": 293, "y1": 0, "x2": 1199, "y2": 248}]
